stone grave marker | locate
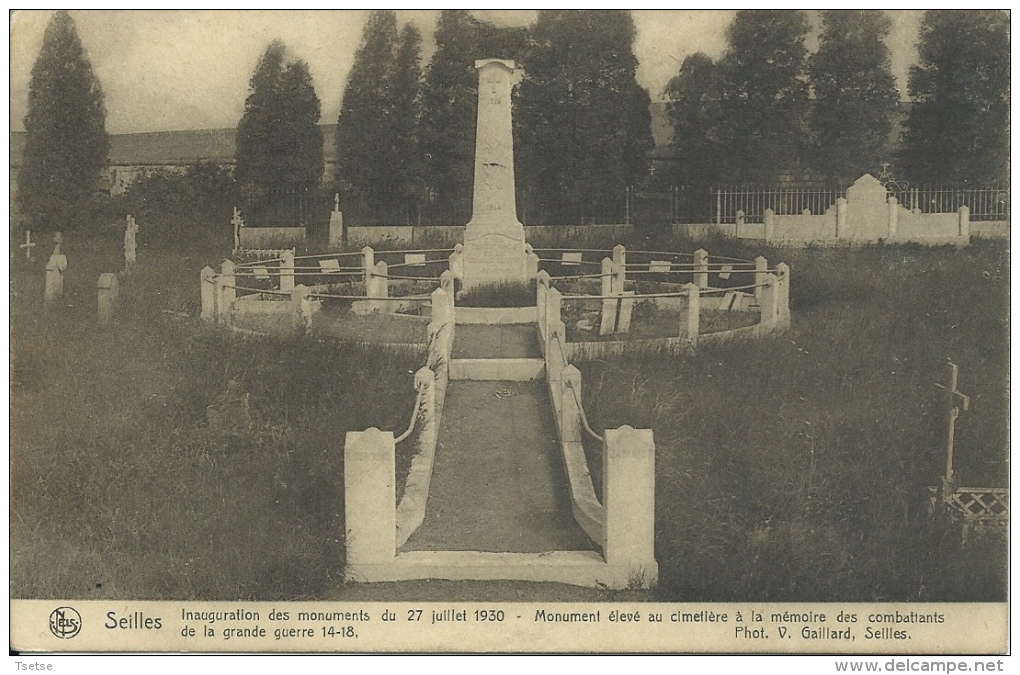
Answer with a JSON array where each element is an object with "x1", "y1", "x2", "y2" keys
[
  {"x1": 561, "y1": 252, "x2": 583, "y2": 266},
  {"x1": 123, "y1": 215, "x2": 139, "y2": 274},
  {"x1": 45, "y1": 240, "x2": 67, "y2": 304},
  {"x1": 319, "y1": 259, "x2": 342, "y2": 274},
  {"x1": 253, "y1": 265, "x2": 270, "y2": 280},
  {"x1": 328, "y1": 193, "x2": 344, "y2": 250},
  {"x1": 405, "y1": 253, "x2": 427, "y2": 267},
  {"x1": 648, "y1": 260, "x2": 671, "y2": 273},
  {"x1": 845, "y1": 174, "x2": 890, "y2": 240},
  {"x1": 719, "y1": 264, "x2": 733, "y2": 280},
  {"x1": 97, "y1": 273, "x2": 119, "y2": 325},
  {"x1": 617, "y1": 291, "x2": 636, "y2": 333}
]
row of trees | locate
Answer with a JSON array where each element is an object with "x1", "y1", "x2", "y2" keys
[
  {"x1": 16, "y1": 11, "x2": 1009, "y2": 231},
  {"x1": 667, "y1": 10, "x2": 1009, "y2": 191},
  {"x1": 334, "y1": 9, "x2": 652, "y2": 225}
]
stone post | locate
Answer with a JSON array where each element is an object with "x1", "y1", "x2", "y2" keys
[
  {"x1": 279, "y1": 249, "x2": 295, "y2": 293},
  {"x1": 44, "y1": 252, "x2": 68, "y2": 304},
  {"x1": 775, "y1": 262, "x2": 791, "y2": 329},
  {"x1": 218, "y1": 259, "x2": 236, "y2": 323},
  {"x1": 603, "y1": 425, "x2": 658, "y2": 587},
  {"x1": 362, "y1": 246, "x2": 375, "y2": 285},
  {"x1": 449, "y1": 243, "x2": 464, "y2": 282},
  {"x1": 525, "y1": 243, "x2": 540, "y2": 280},
  {"x1": 760, "y1": 273, "x2": 779, "y2": 328},
  {"x1": 600, "y1": 257, "x2": 616, "y2": 335},
  {"x1": 291, "y1": 284, "x2": 312, "y2": 334},
  {"x1": 693, "y1": 248, "x2": 709, "y2": 289},
  {"x1": 754, "y1": 255, "x2": 768, "y2": 305},
  {"x1": 546, "y1": 287, "x2": 562, "y2": 337},
  {"x1": 439, "y1": 270, "x2": 455, "y2": 298},
  {"x1": 735, "y1": 209, "x2": 745, "y2": 238},
  {"x1": 97, "y1": 273, "x2": 119, "y2": 325},
  {"x1": 617, "y1": 292, "x2": 636, "y2": 334},
  {"x1": 959, "y1": 205, "x2": 970, "y2": 239},
  {"x1": 371, "y1": 261, "x2": 389, "y2": 313},
  {"x1": 836, "y1": 197, "x2": 847, "y2": 239},
  {"x1": 681, "y1": 282, "x2": 700, "y2": 342},
  {"x1": 431, "y1": 287, "x2": 452, "y2": 328},
  {"x1": 612, "y1": 244, "x2": 626, "y2": 294},
  {"x1": 536, "y1": 270, "x2": 550, "y2": 337},
  {"x1": 344, "y1": 428, "x2": 396, "y2": 567},
  {"x1": 328, "y1": 195, "x2": 344, "y2": 250},
  {"x1": 764, "y1": 208, "x2": 775, "y2": 243},
  {"x1": 887, "y1": 196, "x2": 899, "y2": 237},
  {"x1": 200, "y1": 266, "x2": 216, "y2": 323},
  {"x1": 561, "y1": 365, "x2": 583, "y2": 443}
]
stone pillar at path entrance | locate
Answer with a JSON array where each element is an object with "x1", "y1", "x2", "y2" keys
[{"x1": 462, "y1": 59, "x2": 527, "y2": 290}]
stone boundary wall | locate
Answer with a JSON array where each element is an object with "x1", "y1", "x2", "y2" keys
[
  {"x1": 345, "y1": 224, "x2": 634, "y2": 248},
  {"x1": 346, "y1": 218, "x2": 1006, "y2": 249},
  {"x1": 538, "y1": 278, "x2": 659, "y2": 587},
  {"x1": 394, "y1": 295, "x2": 454, "y2": 548}
]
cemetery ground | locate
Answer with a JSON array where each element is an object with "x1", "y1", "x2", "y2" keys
[{"x1": 9, "y1": 224, "x2": 1008, "y2": 602}]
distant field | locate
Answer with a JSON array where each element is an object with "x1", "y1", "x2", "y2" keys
[{"x1": 9, "y1": 226, "x2": 1008, "y2": 601}]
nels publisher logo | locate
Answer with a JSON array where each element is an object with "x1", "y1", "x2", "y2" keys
[{"x1": 49, "y1": 607, "x2": 82, "y2": 639}]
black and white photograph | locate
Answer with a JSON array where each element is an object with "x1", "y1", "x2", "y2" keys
[{"x1": 8, "y1": 9, "x2": 1010, "y2": 660}]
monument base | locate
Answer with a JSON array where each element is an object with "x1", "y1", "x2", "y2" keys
[{"x1": 462, "y1": 221, "x2": 528, "y2": 289}]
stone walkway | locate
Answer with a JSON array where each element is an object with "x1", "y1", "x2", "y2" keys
[{"x1": 402, "y1": 325, "x2": 594, "y2": 554}]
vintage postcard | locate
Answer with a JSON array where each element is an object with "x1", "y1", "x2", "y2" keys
[{"x1": 9, "y1": 10, "x2": 1009, "y2": 660}]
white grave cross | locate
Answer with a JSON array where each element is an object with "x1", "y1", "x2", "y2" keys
[{"x1": 20, "y1": 231, "x2": 36, "y2": 259}]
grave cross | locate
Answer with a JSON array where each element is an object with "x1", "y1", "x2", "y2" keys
[
  {"x1": 334, "y1": 193, "x2": 340, "y2": 212},
  {"x1": 19, "y1": 230, "x2": 36, "y2": 259},
  {"x1": 935, "y1": 361, "x2": 970, "y2": 486},
  {"x1": 231, "y1": 207, "x2": 245, "y2": 254}
]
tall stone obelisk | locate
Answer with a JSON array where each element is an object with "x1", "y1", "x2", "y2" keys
[{"x1": 462, "y1": 59, "x2": 527, "y2": 289}]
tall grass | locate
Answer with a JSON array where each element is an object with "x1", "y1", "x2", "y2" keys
[
  {"x1": 578, "y1": 238, "x2": 1008, "y2": 601},
  {"x1": 457, "y1": 280, "x2": 537, "y2": 307},
  {"x1": 10, "y1": 237, "x2": 420, "y2": 600}
]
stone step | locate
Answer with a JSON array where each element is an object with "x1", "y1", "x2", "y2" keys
[
  {"x1": 348, "y1": 550, "x2": 639, "y2": 588},
  {"x1": 455, "y1": 306, "x2": 536, "y2": 325},
  {"x1": 449, "y1": 358, "x2": 544, "y2": 381},
  {"x1": 452, "y1": 323, "x2": 541, "y2": 359}
]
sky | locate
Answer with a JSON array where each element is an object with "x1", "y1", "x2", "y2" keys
[{"x1": 9, "y1": 10, "x2": 923, "y2": 136}]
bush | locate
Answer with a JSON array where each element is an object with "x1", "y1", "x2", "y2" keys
[{"x1": 114, "y1": 162, "x2": 239, "y2": 246}]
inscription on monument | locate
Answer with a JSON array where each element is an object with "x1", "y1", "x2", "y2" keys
[{"x1": 462, "y1": 59, "x2": 527, "y2": 288}]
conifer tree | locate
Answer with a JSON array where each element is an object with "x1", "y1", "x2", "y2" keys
[
  {"x1": 334, "y1": 11, "x2": 399, "y2": 220},
  {"x1": 235, "y1": 41, "x2": 323, "y2": 224},
  {"x1": 808, "y1": 10, "x2": 899, "y2": 185},
  {"x1": 18, "y1": 10, "x2": 109, "y2": 230},
  {"x1": 666, "y1": 52, "x2": 724, "y2": 189},
  {"x1": 419, "y1": 10, "x2": 482, "y2": 223},
  {"x1": 389, "y1": 24, "x2": 424, "y2": 217},
  {"x1": 715, "y1": 10, "x2": 810, "y2": 183},
  {"x1": 515, "y1": 10, "x2": 652, "y2": 224},
  {"x1": 901, "y1": 10, "x2": 1009, "y2": 185}
]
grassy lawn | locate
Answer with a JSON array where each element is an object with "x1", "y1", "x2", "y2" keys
[
  {"x1": 10, "y1": 223, "x2": 1009, "y2": 602},
  {"x1": 10, "y1": 225, "x2": 420, "y2": 600},
  {"x1": 578, "y1": 238, "x2": 1009, "y2": 601}
]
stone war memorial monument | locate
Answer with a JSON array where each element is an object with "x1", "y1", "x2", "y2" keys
[{"x1": 461, "y1": 59, "x2": 528, "y2": 289}]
